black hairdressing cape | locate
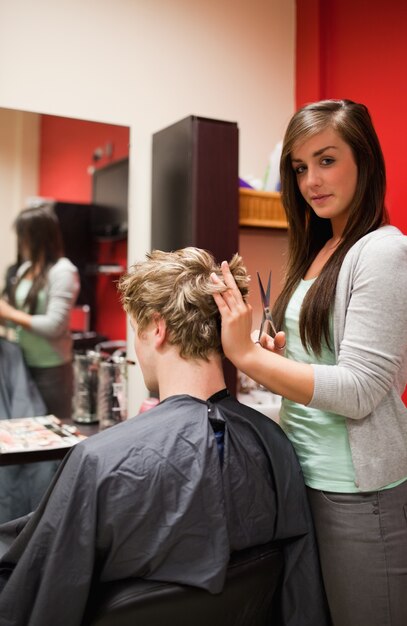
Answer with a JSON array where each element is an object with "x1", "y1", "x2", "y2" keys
[{"x1": 0, "y1": 391, "x2": 329, "y2": 625}]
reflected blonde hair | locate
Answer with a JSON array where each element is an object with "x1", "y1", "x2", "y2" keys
[{"x1": 118, "y1": 247, "x2": 249, "y2": 360}]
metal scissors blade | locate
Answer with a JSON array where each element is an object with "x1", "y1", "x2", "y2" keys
[{"x1": 257, "y1": 271, "x2": 277, "y2": 340}]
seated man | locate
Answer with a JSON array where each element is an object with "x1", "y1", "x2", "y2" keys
[{"x1": 0, "y1": 248, "x2": 328, "y2": 626}]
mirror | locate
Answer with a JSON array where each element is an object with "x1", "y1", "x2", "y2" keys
[{"x1": 0, "y1": 107, "x2": 130, "y2": 341}]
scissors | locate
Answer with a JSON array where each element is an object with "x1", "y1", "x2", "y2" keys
[{"x1": 257, "y1": 271, "x2": 277, "y2": 341}]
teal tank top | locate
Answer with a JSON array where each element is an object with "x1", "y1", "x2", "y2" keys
[
  {"x1": 14, "y1": 279, "x2": 64, "y2": 368},
  {"x1": 280, "y1": 279, "x2": 405, "y2": 492}
]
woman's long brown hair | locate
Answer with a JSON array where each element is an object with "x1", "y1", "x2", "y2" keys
[
  {"x1": 272, "y1": 99, "x2": 388, "y2": 354},
  {"x1": 10, "y1": 205, "x2": 64, "y2": 314}
]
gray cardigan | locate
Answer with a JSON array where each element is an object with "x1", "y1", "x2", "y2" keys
[
  {"x1": 16, "y1": 257, "x2": 80, "y2": 364},
  {"x1": 309, "y1": 226, "x2": 407, "y2": 490}
]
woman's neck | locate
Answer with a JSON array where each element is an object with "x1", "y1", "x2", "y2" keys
[
  {"x1": 23, "y1": 261, "x2": 43, "y2": 279},
  {"x1": 303, "y1": 237, "x2": 342, "y2": 280}
]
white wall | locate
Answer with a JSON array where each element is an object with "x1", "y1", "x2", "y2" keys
[{"x1": 0, "y1": 0, "x2": 295, "y2": 411}]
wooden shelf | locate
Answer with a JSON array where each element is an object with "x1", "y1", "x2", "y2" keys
[{"x1": 239, "y1": 189, "x2": 287, "y2": 229}]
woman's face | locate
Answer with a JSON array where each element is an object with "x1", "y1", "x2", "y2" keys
[{"x1": 291, "y1": 127, "x2": 358, "y2": 236}]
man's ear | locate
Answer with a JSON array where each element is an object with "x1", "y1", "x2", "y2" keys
[{"x1": 152, "y1": 313, "x2": 167, "y2": 348}]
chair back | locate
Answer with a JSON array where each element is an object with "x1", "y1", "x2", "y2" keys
[{"x1": 87, "y1": 541, "x2": 284, "y2": 626}]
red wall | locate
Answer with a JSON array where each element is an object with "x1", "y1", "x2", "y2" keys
[
  {"x1": 296, "y1": 0, "x2": 407, "y2": 233},
  {"x1": 94, "y1": 239, "x2": 128, "y2": 340},
  {"x1": 39, "y1": 115, "x2": 130, "y2": 340},
  {"x1": 296, "y1": 0, "x2": 407, "y2": 402},
  {"x1": 39, "y1": 115, "x2": 129, "y2": 203}
]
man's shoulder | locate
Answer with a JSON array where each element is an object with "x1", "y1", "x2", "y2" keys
[
  {"x1": 220, "y1": 396, "x2": 305, "y2": 487},
  {"x1": 76, "y1": 395, "x2": 207, "y2": 461},
  {"x1": 222, "y1": 395, "x2": 280, "y2": 426},
  {"x1": 221, "y1": 396, "x2": 293, "y2": 448}
]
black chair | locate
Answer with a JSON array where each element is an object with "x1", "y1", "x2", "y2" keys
[{"x1": 86, "y1": 541, "x2": 284, "y2": 626}]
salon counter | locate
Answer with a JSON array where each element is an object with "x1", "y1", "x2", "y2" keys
[{"x1": 0, "y1": 418, "x2": 100, "y2": 466}]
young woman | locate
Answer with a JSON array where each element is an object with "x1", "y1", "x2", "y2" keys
[
  {"x1": 212, "y1": 99, "x2": 407, "y2": 626},
  {"x1": 0, "y1": 205, "x2": 80, "y2": 420}
]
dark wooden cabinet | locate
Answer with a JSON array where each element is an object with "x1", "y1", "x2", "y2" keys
[
  {"x1": 151, "y1": 116, "x2": 239, "y2": 393},
  {"x1": 152, "y1": 115, "x2": 239, "y2": 263}
]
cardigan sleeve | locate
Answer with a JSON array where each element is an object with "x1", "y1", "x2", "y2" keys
[
  {"x1": 29, "y1": 259, "x2": 80, "y2": 339},
  {"x1": 309, "y1": 230, "x2": 407, "y2": 419}
]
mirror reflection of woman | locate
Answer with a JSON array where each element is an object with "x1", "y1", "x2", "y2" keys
[
  {"x1": 212, "y1": 100, "x2": 407, "y2": 626},
  {"x1": 0, "y1": 205, "x2": 80, "y2": 420}
]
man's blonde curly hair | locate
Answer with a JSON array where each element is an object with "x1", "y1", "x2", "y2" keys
[{"x1": 118, "y1": 247, "x2": 249, "y2": 360}]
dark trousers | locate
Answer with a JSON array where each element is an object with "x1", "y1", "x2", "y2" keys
[
  {"x1": 29, "y1": 361, "x2": 74, "y2": 421},
  {"x1": 307, "y1": 480, "x2": 407, "y2": 626}
]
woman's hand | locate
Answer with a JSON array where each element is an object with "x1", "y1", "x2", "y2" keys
[
  {"x1": 0, "y1": 299, "x2": 31, "y2": 328},
  {"x1": 0, "y1": 299, "x2": 14, "y2": 321},
  {"x1": 211, "y1": 261, "x2": 257, "y2": 367},
  {"x1": 212, "y1": 262, "x2": 314, "y2": 404}
]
